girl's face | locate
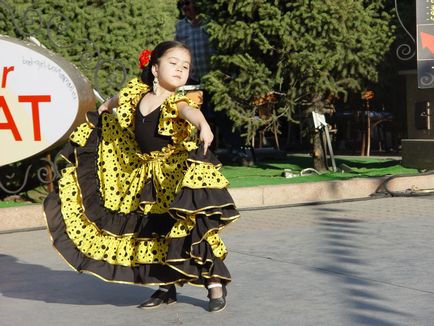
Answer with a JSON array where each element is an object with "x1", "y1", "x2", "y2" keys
[{"x1": 153, "y1": 47, "x2": 191, "y2": 91}]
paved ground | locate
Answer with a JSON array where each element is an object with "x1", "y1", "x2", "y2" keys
[{"x1": 1, "y1": 195, "x2": 434, "y2": 325}]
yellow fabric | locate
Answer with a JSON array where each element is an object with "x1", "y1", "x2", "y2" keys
[
  {"x1": 116, "y1": 78, "x2": 150, "y2": 130},
  {"x1": 181, "y1": 162, "x2": 229, "y2": 190},
  {"x1": 69, "y1": 122, "x2": 93, "y2": 147}
]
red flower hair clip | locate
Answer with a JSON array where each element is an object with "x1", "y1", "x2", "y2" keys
[{"x1": 138, "y1": 49, "x2": 153, "y2": 69}]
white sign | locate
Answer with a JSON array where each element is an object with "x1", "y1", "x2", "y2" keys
[
  {"x1": 312, "y1": 111, "x2": 328, "y2": 129},
  {"x1": 0, "y1": 35, "x2": 95, "y2": 166}
]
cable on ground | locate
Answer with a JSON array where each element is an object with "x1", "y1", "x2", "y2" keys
[{"x1": 372, "y1": 170, "x2": 434, "y2": 198}]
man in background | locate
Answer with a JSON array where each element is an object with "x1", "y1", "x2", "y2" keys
[{"x1": 175, "y1": 0, "x2": 212, "y2": 85}]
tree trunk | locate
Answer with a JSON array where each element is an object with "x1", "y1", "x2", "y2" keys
[{"x1": 312, "y1": 130, "x2": 328, "y2": 172}]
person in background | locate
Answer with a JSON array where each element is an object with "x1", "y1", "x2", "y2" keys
[{"x1": 175, "y1": 0, "x2": 212, "y2": 85}]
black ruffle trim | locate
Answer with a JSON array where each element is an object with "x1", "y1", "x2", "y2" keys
[
  {"x1": 169, "y1": 188, "x2": 239, "y2": 221},
  {"x1": 140, "y1": 180, "x2": 156, "y2": 203},
  {"x1": 187, "y1": 143, "x2": 222, "y2": 166}
]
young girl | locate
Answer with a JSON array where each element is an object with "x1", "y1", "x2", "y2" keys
[{"x1": 44, "y1": 41, "x2": 239, "y2": 313}]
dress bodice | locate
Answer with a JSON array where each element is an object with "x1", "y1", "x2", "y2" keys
[{"x1": 134, "y1": 106, "x2": 171, "y2": 154}]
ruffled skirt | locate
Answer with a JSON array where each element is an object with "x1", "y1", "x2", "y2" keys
[{"x1": 44, "y1": 112, "x2": 239, "y2": 286}]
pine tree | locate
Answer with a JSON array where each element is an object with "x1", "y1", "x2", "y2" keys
[{"x1": 197, "y1": 0, "x2": 395, "y2": 170}]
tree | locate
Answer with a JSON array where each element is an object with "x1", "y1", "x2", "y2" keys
[
  {"x1": 0, "y1": 0, "x2": 178, "y2": 198},
  {"x1": 197, "y1": 0, "x2": 395, "y2": 171},
  {"x1": 0, "y1": 0, "x2": 178, "y2": 98}
]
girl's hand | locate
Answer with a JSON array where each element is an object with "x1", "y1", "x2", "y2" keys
[
  {"x1": 97, "y1": 95, "x2": 118, "y2": 115},
  {"x1": 199, "y1": 122, "x2": 214, "y2": 155},
  {"x1": 97, "y1": 102, "x2": 111, "y2": 115}
]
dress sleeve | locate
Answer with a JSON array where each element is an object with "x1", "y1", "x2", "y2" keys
[
  {"x1": 116, "y1": 78, "x2": 150, "y2": 130},
  {"x1": 158, "y1": 93, "x2": 200, "y2": 144}
]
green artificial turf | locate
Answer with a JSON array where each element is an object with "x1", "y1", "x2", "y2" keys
[
  {"x1": 221, "y1": 154, "x2": 420, "y2": 188},
  {"x1": 0, "y1": 201, "x2": 32, "y2": 208}
]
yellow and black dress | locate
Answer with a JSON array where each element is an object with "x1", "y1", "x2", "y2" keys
[{"x1": 44, "y1": 77, "x2": 239, "y2": 286}]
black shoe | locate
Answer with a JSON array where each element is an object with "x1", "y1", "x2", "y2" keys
[
  {"x1": 209, "y1": 296, "x2": 226, "y2": 312},
  {"x1": 138, "y1": 286, "x2": 177, "y2": 309},
  {"x1": 208, "y1": 284, "x2": 227, "y2": 312}
]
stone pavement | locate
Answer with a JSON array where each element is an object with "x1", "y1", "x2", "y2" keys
[{"x1": 2, "y1": 195, "x2": 434, "y2": 325}]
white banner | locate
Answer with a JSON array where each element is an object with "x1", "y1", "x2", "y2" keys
[{"x1": 0, "y1": 35, "x2": 95, "y2": 166}]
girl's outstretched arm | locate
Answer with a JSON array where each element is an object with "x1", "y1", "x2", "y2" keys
[{"x1": 178, "y1": 102, "x2": 213, "y2": 155}]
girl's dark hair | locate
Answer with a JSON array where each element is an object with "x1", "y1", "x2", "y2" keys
[{"x1": 140, "y1": 41, "x2": 191, "y2": 88}]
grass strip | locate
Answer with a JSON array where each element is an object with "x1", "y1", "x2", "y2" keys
[{"x1": 222, "y1": 155, "x2": 419, "y2": 188}]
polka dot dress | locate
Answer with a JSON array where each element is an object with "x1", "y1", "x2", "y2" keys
[{"x1": 44, "y1": 78, "x2": 240, "y2": 286}]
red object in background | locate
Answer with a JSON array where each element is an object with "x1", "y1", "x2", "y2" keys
[{"x1": 421, "y1": 32, "x2": 434, "y2": 54}]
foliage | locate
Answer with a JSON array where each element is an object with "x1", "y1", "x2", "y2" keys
[
  {"x1": 0, "y1": 0, "x2": 178, "y2": 99},
  {"x1": 0, "y1": 0, "x2": 178, "y2": 199},
  {"x1": 196, "y1": 0, "x2": 396, "y2": 147}
]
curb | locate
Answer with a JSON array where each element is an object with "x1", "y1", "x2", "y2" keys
[
  {"x1": 230, "y1": 174, "x2": 434, "y2": 208},
  {"x1": 0, "y1": 204, "x2": 45, "y2": 233},
  {"x1": 1, "y1": 174, "x2": 433, "y2": 233}
]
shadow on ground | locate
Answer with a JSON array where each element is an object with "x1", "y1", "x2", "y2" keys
[
  {"x1": 0, "y1": 254, "x2": 206, "y2": 309},
  {"x1": 312, "y1": 209, "x2": 412, "y2": 326}
]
